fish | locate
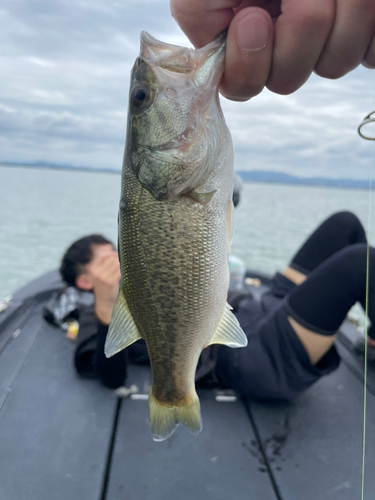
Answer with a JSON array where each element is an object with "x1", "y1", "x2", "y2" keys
[{"x1": 105, "y1": 31, "x2": 247, "y2": 441}]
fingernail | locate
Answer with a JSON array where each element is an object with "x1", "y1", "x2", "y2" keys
[{"x1": 237, "y1": 13, "x2": 269, "y2": 52}]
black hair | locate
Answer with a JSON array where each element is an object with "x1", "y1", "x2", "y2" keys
[
  {"x1": 232, "y1": 173, "x2": 243, "y2": 208},
  {"x1": 59, "y1": 234, "x2": 113, "y2": 288}
]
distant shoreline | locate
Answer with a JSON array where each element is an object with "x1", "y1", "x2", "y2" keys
[
  {"x1": 0, "y1": 162, "x2": 372, "y2": 190},
  {"x1": 0, "y1": 161, "x2": 121, "y2": 175},
  {"x1": 237, "y1": 170, "x2": 373, "y2": 191}
]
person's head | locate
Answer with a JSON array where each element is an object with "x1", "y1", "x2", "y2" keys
[
  {"x1": 233, "y1": 173, "x2": 243, "y2": 208},
  {"x1": 59, "y1": 234, "x2": 115, "y2": 290}
]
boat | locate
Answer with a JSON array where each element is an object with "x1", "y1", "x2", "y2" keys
[{"x1": 0, "y1": 269, "x2": 375, "y2": 500}]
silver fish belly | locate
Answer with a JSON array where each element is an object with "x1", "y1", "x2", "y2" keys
[{"x1": 105, "y1": 31, "x2": 247, "y2": 441}]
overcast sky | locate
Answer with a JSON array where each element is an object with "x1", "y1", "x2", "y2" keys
[{"x1": 1, "y1": 0, "x2": 375, "y2": 179}]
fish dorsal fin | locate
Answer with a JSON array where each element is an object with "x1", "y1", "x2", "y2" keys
[
  {"x1": 105, "y1": 287, "x2": 142, "y2": 358},
  {"x1": 208, "y1": 303, "x2": 248, "y2": 348}
]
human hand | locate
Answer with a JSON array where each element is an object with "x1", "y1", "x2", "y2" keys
[
  {"x1": 88, "y1": 251, "x2": 121, "y2": 324},
  {"x1": 171, "y1": 0, "x2": 375, "y2": 101}
]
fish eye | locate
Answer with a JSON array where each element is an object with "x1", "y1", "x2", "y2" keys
[{"x1": 131, "y1": 84, "x2": 152, "y2": 110}]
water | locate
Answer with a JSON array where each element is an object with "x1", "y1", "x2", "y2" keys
[
  {"x1": 233, "y1": 181, "x2": 375, "y2": 273},
  {"x1": 0, "y1": 165, "x2": 120, "y2": 298},
  {"x1": 1, "y1": 165, "x2": 374, "y2": 304}
]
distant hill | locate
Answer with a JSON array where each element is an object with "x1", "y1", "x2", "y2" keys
[
  {"x1": 1, "y1": 162, "x2": 372, "y2": 190},
  {"x1": 0, "y1": 160, "x2": 120, "y2": 175},
  {"x1": 237, "y1": 170, "x2": 372, "y2": 190}
]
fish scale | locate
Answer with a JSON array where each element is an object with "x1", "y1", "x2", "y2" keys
[{"x1": 105, "y1": 31, "x2": 247, "y2": 441}]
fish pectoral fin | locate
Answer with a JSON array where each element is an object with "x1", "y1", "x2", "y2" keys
[
  {"x1": 105, "y1": 288, "x2": 142, "y2": 358},
  {"x1": 208, "y1": 302, "x2": 248, "y2": 348},
  {"x1": 189, "y1": 189, "x2": 216, "y2": 204},
  {"x1": 149, "y1": 391, "x2": 202, "y2": 441}
]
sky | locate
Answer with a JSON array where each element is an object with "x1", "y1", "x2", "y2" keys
[{"x1": 1, "y1": 0, "x2": 375, "y2": 179}]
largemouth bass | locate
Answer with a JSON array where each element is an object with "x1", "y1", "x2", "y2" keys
[{"x1": 105, "y1": 32, "x2": 247, "y2": 441}]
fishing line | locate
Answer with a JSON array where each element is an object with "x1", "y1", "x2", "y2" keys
[
  {"x1": 361, "y1": 156, "x2": 370, "y2": 500},
  {"x1": 357, "y1": 95, "x2": 375, "y2": 500}
]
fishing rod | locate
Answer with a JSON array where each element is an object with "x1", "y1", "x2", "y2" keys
[{"x1": 358, "y1": 111, "x2": 375, "y2": 141}]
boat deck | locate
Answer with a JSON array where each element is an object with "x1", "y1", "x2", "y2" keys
[{"x1": 0, "y1": 272, "x2": 375, "y2": 500}]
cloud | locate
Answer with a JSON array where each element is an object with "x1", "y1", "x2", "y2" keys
[
  {"x1": 221, "y1": 67, "x2": 374, "y2": 179},
  {"x1": 0, "y1": 0, "x2": 374, "y2": 179}
]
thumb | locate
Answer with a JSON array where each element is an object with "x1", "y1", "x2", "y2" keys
[{"x1": 221, "y1": 7, "x2": 273, "y2": 101}]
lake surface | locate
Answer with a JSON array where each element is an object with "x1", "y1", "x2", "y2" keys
[{"x1": 1, "y1": 165, "x2": 374, "y2": 304}]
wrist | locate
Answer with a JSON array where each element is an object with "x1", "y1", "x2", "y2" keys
[{"x1": 95, "y1": 302, "x2": 114, "y2": 325}]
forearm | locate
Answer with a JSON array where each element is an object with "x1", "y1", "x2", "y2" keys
[{"x1": 95, "y1": 299, "x2": 114, "y2": 325}]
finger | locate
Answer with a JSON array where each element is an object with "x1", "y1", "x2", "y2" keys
[
  {"x1": 90, "y1": 253, "x2": 119, "y2": 274},
  {"x1": 101, "y1": 255, "x2": 120, "y2": 275},
  {"x1": 89, "y1": 253, "x2": 112, "y2": 270},
  {"x1": 106, "y1": 259, "x2": 121, "y2": 278},
  {"x1": 92, "y1": 262, "x2": 120, "y2": 286},
  {"x1": 315, "y1": 0, "x2": 375, "y2": 78},
  {"x1": 364, "y1": 32, "x2": 375, "y2": 69},
  {"x1": 363, "y1": 12, "x2": 375, "y2": 69},
  {"x1": 267, "y1": 0, "x2": 335, "y2": 95},
  {"x1": 220, "y1": 7, "x2": 273, "y2": 101},
  {"x1": 170, "y1": 0, "x2": 239, "y2": 48},
  {"x1": 233, "y1": 0, "x2": 281, "y2": 19}
]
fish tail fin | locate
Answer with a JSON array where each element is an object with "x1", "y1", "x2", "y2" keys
[{"x1": 149, "y1": 390, "x2": 202, "y2": 441}]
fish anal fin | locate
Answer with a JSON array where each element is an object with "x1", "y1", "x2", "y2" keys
[
  {"x1": 208, "y1": 302, "x2": 248, "y2": 348},
  {"x1": 149, "y1": 390, "x2": 202, "y2": 441},
  {"x1": 105, "y1": 288, "x2": 142, "y2": 358}
]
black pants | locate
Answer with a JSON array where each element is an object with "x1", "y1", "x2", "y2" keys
[
  {"x1": 217, "y1": 211, "x2": 373, "y2": 399},
  {"x1": 286, "y1": 211, "x2": 375, "y2": 337}
]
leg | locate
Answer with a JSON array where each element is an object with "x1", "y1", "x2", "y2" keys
[
  {"x1": 288, "y1": 318, "x2": 337, "y2": 365},
  {"x1": 283, "y1": 211, "x2": 367, "y2": 286},
  {"x1": 288, "y1": 211, "x2": 367, "y2": 275},
  {"x1": 286, "y1": 243, "x2": 375, "y2": 364}
]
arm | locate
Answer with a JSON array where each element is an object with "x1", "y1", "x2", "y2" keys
[
  {"x1": 75, "y1": 251, "x2": 128, "y2": 388},
  {"x1": 171, "y1": 0, "x2": 375, "y2": 101},
  {"x1": 74, "y1": 306, "x2": 127, "y2": 388}
]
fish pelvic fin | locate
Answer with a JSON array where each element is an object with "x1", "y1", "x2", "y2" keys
[
  {"x1": 105, "y1": 287, "x2": 142, "y2": 358},
  {"x1": 149, "y1": 391, "x2": 202, "y2": 442},
  {"x1": 208, "y1": 302, "x2": 248, "y2": 348}
]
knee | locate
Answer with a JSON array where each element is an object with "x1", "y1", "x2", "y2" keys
[
  {"x1": 331, "y1": 211, "x2": 361, "y2": 229},
  {"x1": 339, "y1": 243, "x2": 368, "y2": 277},
  {"x1": 333, "y1": 211, "x2": 366, "y2": 240},
  {"x1": 342, "y1": 244, "x2": 375, "y2": 296},
  {"x1": 341, "y1": 242, "x2": 367, "y2": 259}
]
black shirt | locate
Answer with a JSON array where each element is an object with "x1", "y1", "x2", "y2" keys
[{"x1": 73, "y1": 290, "x2": 255, "y2": 390}]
